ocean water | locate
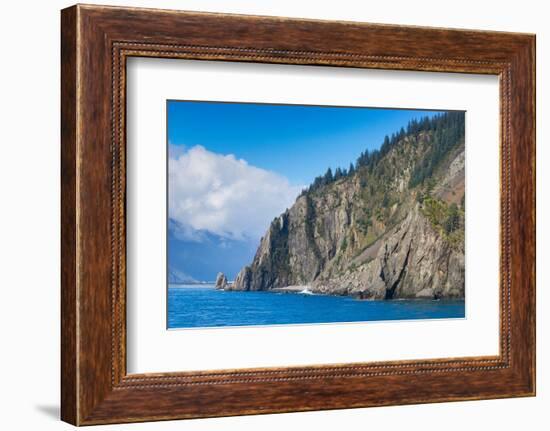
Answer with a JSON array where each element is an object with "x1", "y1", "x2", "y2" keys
[{"x1": 167, "y1": 284, "x2": 465, "y2": 329}]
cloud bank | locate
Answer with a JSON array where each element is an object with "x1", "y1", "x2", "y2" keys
[{"x1": 169, "y1": 146, "x2": 302, "y2": 241}]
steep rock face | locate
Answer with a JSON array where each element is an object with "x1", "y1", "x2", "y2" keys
[
  {"x1": 231, "y1": 113, "x2": 465, "y2": 299},
  {"x1": 311, "y1": 205, "x2": 464, "y2": 299},
  {"x1": 227, "y1": 213, "x2": 291, "y2": 291}
]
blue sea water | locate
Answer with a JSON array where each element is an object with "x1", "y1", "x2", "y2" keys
[{"x1": 167, "y1": 284, "x2": 465, "y2": 329}]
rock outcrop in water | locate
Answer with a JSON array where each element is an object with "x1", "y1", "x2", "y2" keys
[
  {"x1": 227, "y1": 112, "x2": 465, "y2": 299},
  {"x1": 215, "y1": 272, "x2": 229, "y2": 290}
]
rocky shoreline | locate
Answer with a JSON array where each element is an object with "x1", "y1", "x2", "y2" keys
[{"x1": 214, "y1": 271, "x2": 463, "y2": 302}]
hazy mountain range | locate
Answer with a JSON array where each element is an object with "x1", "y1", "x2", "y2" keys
[{"x1": 168, "y1": 218, "x2": 257, "y2": 282}]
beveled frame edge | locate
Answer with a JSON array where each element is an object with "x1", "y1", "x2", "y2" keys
[{"x1": 61, "y1": 4, "x2": 535, "y2": 426}]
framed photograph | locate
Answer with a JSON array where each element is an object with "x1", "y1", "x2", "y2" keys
[{"x1": 61, "y1": 4, "x2": 535, "y2": 425}]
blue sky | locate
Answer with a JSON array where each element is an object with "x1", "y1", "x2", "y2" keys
[{"x1": 167, "y1": 101, "x2": 445, "y2": 186}]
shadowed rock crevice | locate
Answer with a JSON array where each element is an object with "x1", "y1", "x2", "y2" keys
[{"x1": 384, "y1": 241, "x2": 412, "y2": 299}]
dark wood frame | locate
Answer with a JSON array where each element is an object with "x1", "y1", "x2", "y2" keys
[{"x1": 61, "y1": 4, "x2": 536, "y2": 426}]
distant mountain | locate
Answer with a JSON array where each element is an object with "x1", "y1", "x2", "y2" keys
[
  {"x1": 229, "y1": 112, "x2": 466, "y2": 300},
  {"x1": 168, "y1": 219, "x2": 257, "y2": 282},
  {"x1": 167, "y1": 267, "x2": 197, "y2": 284}
]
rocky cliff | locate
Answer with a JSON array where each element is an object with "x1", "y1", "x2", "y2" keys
[{"x1": 228, "y1": 112, "x2": 465, "y2": 299}]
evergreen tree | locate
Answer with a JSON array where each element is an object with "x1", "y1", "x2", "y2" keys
[
  {"x1": 323, "y1": 167, "x2": 333, "y2": 184},
  {"x1": 445, "y1": 203, "x2": 461, "y2": 234},
  {"x1": 399, "y1": 127, "x2": 406, "y2": 140}
]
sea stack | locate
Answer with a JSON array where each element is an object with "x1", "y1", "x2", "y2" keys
[{"x1": 215, "y1": 272, "x2": 229, "y2": 290}]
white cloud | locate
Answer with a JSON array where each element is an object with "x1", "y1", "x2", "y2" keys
[{"x1": 169, "y1": 146, "x2": 302, "y2": 241}]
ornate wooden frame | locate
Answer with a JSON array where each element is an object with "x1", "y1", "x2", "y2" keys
[{"x1": 61, "y1": 4, "x2": 536, "y2": 425}]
